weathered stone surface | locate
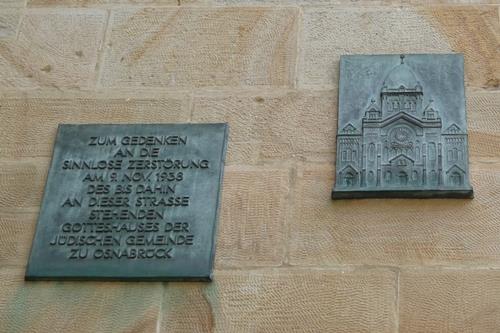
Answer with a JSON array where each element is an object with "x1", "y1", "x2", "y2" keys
[
  {"x1": 0, "y1": 92, "x2": 189, "y2": 158},
  {"x1": 290, "y1": 162, "x2": 500, "y2": 266},
  {"x1": 0, "y1": 8, "x2": 21, "y2": 39},
  {"x1": 300, "y1": 6, "x2": 451, "y2": 88},
  {"x1": 0, "y1": 0, "x2": 25, "y2": 7},
  {"x1": 215, "y1": 166, "x2": 289, "y2": 267},
  {"x1": 215, "y1": 0, "x2": 500, "y2": 4},
  {"x1": 0, "y1": 212, "x2": 37, "y2": 267},
  {"x1": 193, "y1": 90, "x2": 336, "y2": 164},
  {"x1": 406, "y1": 0, "x2": 500, "y2": 3},
  {"x1": 421, "y1": 6, "x2": 500, "y2": 90},
  {"x1": 299, "y1": 6, "x2": 499, "y2": 90},
  {"x1": 468, "y1": 92, "x2": 500, "y2": 160},
  {"x1": 0, "y1": 159, "x2": 48, "y2": 210},
  {"x1": 28, "y1": 0, "x2": 206, "y2": 6},
  {"x1": 160, "y1": 283, "x2": 214, "y2": 332},
  {"x1": 0, "y1": 10, "x2": 106, "y2": 89},
  {"x1": 213, "y1": 0, "x2": 401, "y2": 4},
  {"x1": 101, "y1": 8, "x2": 298, "y2": 89},
  {"x1": 400, "y1": 269, "x2": 500, "y2": 332},
  {"x1": 0, "y1": 0, "x2": 497, "y2": 329},
  {"x1": 0, "y1": 268, "x2": 161, "y2": 333},
  {"x1": 161, "y1": 268, "x2": 397, "y2": 333}
]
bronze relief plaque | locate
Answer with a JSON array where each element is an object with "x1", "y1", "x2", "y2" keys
[
  {"x1": 332, "y1": 54, "x2": 473, "y2": 199},
  {"x1": 26, "y1": 123, "x2": 228, "y2": 281}
]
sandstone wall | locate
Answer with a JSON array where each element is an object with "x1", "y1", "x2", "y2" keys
[{"x1": 0, "y1": 0, "x2": 499, "y2": 332}]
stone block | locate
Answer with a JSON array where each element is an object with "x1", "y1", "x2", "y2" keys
[
  {"x1": 0, "y1": 10, "x2": 107, "y2": 89},
  {"x1": 400, "y1": 269, "x2": 500, "y2": 332},
  {"x1": 299, "y1": 6, "x2": 499, "y2": 90},
  {"x1": 0, "y1": 8, "x2": 21, "y2": 39},
  {"x1": 289, "y1": 162, "x2": 500, "y2": 266},
  {"x1": 193, "y1": 90, "x2": 336, "y2": 164},
  {"x1": 0, "y1": 211, "x2": 37, "y2": 267},
  {"x1": 101, "y1": 8, "x2": 298, "y2": 89},
  {"x1": 0, "y1": 0, "x2": 25, "y2": 8},
  {"x1": 468, "y1": 92, "x2": 500, "y2": 160},
  {"x1": 0, "y1": 159, "x2": 48, "y2": 210},
  {"x1": 28, "y1": 0, "x2": 206, "y2": 6},
  {"x1": 161, "y1": 268, "x2": 397, "y2": 333},
  {"x1": 215, "y1": 166, "x2": 290, "y2": 267},
  {"x1": 0, "y1": 268, "x2": 161, "y2": 333},
  {"x1": 0, "y1": 92, "x2": 189, "y2": 157}
]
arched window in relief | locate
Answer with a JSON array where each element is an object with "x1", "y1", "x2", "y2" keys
[
  {"x1": 415, "y1": 146, "x2": 420, "y2": 161},
  {"x1": 344, "y1": 172, "x2": 355, "y2": 187},
  {"x1": 385, "y1": 170, "x2": 392, "y2": 182},
  {"x1": 448, "y1": 150, "x2": 453, "y2": 162},
  {"x1": 450, "y1": 172, "x2": 462, "y2": 186},
  {"x1": 399, "y1": 171, "x2": 408, "y2": 186},
  {"x1": 352, "y1": 150, "x2": 357, "y2": 161},
  {"x1": 369, "y1": 143, "x2": 376, "y2": 162},
  {"x1": 368, "y1": 171, "x2": 375, "y2": 185},
  {"x1": 393, "y1": 101, "x2": 399, "y2": 111},
  {"x1": 458, "y1": 150, "x2": 463, "y2": 161},
  {"x1": 347, "y1": 149, "x2": 351, "y2": 161},
  {"x1": 429, "y1": 143, "x2": 436, "y2": 160},
  {"x1": 453, "y1": 148, "x2": 458, "y2": 161},
  {"x1": 430, "y1": 170, "x2": 437, "y2": 185},
  {"x1": 342, "y1": 151, "x2": 347, "y2": 161},
  {"x1": 412, "y1": 170, "x2": 418, "y2": 182},
  {"x1": 384, "y1": 146, "x2": 388, "y2": 160}
]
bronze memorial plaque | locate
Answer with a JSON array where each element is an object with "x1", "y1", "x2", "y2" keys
[
  {"x1": 26, "y1": 123, "x2": 228, "y2": 281},
  {"x1": 332, "y1": 54, "x2": 473, "y2": 199}
]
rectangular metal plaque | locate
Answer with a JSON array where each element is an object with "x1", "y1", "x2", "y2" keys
[
  {"x1": 332, "y1": 54, "x2": 473, "y2": 199},
  {"x1": 26, "y1": 123, "x2": 228, "y2": 281}
]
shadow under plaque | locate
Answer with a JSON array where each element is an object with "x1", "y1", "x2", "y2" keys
[
  {"x1": 26, "y1": 123, "x2": 228, "y2": 281},
  {"x1": 332, "y1": 54, "x2": 473, "y2": 199}
]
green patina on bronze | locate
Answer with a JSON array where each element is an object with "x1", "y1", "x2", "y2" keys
[
  {"x1": 332, "y1": 54, "x2": 473, "y2": 199},
  {"x1": 26, "y1": 123, "x2": 228, "y2": 281}
]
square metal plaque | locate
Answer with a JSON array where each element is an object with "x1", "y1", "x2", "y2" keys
[
  {"x1": 26, "y1": 123, "x2": 228, "y2": 281},
  {"x1": 332, "y1": 54, "x2": 473, "y2": 199}
]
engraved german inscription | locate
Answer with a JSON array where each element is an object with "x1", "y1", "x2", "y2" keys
[
  {"x1": 332, "y1": 54, "x2": 473, "y2": 199},
  {"x1": 26, "y1": 124, "x2": 228, "y2": 281}
]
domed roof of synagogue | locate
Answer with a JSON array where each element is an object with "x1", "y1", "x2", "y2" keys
[{"x1": 383, "y1": 56, "x2": 419, "y2": 89}]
